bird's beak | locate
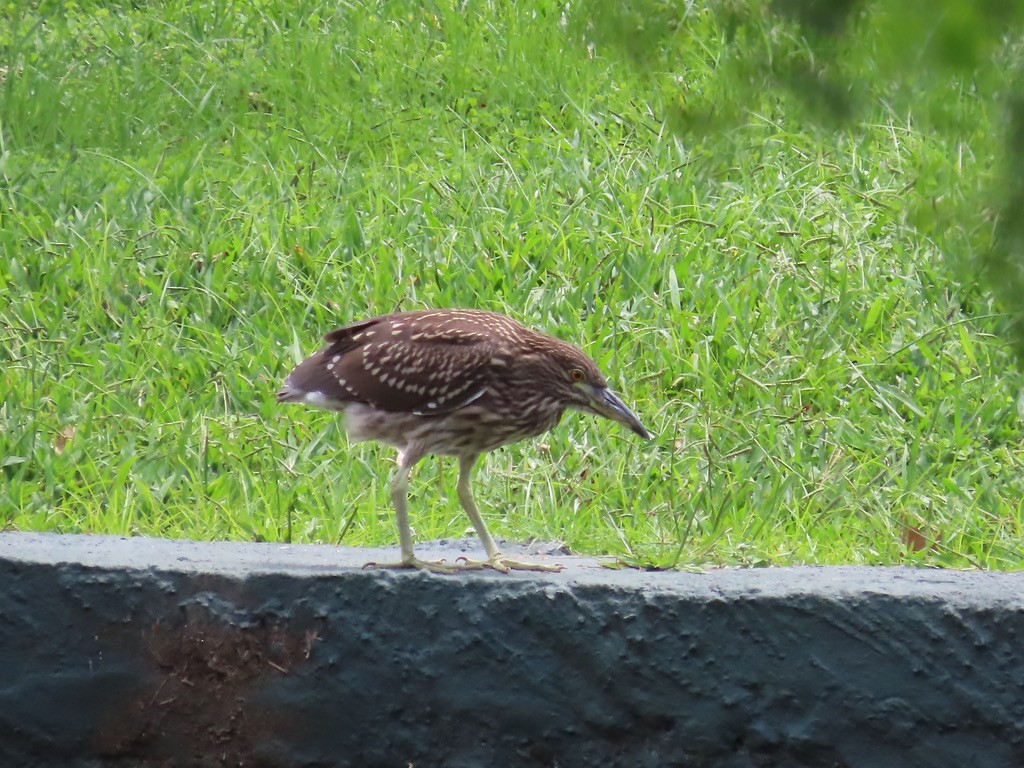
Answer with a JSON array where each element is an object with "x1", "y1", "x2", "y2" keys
[{"x1": 584, "y1": 386, "x2": 653, "y2": 440}]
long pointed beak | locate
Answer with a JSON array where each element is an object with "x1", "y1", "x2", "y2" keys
[{"x1": 586, "y1": 386, "x2": 653, "y2": 440}]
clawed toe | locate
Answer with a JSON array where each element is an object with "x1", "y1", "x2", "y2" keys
[
  {"x1": 456, "y1": 555, "x2": 565, "y2": 573},
  {"x1": 362, "y1": 552, "x2": 564, "y2": 575},
  {"x1": 363, "y1": 558, "x2": 464, "y2": 574}
]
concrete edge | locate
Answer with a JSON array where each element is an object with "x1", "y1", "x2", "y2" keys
[{"x1": 2, "y1": 532, "x2": 1023, "y2": 768}]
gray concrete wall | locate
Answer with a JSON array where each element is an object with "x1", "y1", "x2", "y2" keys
[{"x1": 1, "y1": 532, "x2": 1022, "y2": 767}]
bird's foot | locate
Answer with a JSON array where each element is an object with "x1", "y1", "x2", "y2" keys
[
  {"x1": 456, "y1": 555, "x2": 565, "y2": 573},
  {"x1": 363, "y1": 558, "x2": 464, "y2": 574}
]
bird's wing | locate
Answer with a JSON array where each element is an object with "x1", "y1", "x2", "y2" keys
[
  {"x1": 311, "y1": 312, "x2": 506, "y2": 414},
  {"x1": 278, "y1": 318, "x2": 378, "y2": 405}
]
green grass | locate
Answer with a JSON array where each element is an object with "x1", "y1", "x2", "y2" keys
[{"x1": 2, "y1": 0, "x2": 1023, "y2": 569}]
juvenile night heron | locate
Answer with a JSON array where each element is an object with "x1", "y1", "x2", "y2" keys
[{"x1": 278, "y1": 308, "x2": 651, "y2": 573}]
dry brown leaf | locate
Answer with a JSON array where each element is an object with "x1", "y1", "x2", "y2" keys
[{"x1": 53, "y1": 426, "x2": 76, "y2": 454}]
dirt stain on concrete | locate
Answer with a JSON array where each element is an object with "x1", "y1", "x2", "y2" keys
[{"x1": 93, "y1": 599, "x2": 321, "y2": 767}]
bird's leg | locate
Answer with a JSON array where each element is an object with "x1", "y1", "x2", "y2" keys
[
  {"x1": 454, "y1": 454, "x2": 564, "y2": 573},
  {"x1": 363, "y1": 447, "x2": 461, "y2": 574},
  {"x1": 455, "y1": 454, "x2": 500, "y2": 558}
]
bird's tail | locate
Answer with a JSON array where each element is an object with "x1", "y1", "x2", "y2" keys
[{"x1": 276, "y1": 382, "x2": 306, "y2": 403}]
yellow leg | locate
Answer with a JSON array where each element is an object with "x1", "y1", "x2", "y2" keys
[
  {"x1": 454, "y1": 455, "x2": 565, "y2": 574},
  {"x1": 362, "y1": 447, "x2": 461, "y2": 574}
]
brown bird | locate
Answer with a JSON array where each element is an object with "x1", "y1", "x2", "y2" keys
[{"x1": 278, "y1": 308, "x2": 651, "y2": 573}]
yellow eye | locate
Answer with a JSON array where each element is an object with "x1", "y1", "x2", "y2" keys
[{"x1": 569, "y1": 368, "x2": 586, "y2": 383}]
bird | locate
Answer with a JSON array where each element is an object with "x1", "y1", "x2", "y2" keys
[{"x1": 277, "y1": 308, "x2": 651, "y2": 573}]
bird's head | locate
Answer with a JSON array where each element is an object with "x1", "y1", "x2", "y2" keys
[{"x1": 533, "y1": 340, "x2": 653, "y2": 440}]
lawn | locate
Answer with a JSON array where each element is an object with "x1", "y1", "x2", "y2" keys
[{"x1": 2, "y1": 0, "x2": 1022, "y2": 568}]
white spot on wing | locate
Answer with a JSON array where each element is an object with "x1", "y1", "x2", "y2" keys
[{"x1": 462, "y1": 389, "x2": 485, "y2": 406}]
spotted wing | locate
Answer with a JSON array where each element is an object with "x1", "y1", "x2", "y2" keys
[{"x1": 288, "y1": 311, "x2": 511, "y2": 415}]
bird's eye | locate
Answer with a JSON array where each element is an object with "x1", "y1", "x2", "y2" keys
[{"x1": 569, "y1": 368, "x2": 586, "y2": 383}]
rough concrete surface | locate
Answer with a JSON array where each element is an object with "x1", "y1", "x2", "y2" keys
[{"x1": 1, "y1": 532, "x2": 1023, "y2": 768}]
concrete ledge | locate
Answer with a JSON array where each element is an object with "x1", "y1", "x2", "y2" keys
[{"x1": 1, "y1": 532, "x2": 1023, "y2": 767}]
